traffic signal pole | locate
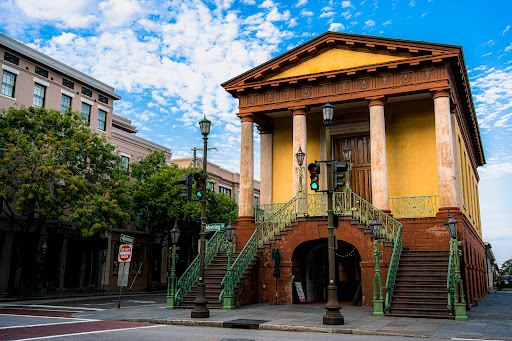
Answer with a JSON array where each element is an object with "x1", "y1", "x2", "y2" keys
[
  {"x1": 323, "y1": 124, "x2": 344, "y2": 325},
  {"x1": 191, "y1": 134, "x2": 209, "y2": 318}
]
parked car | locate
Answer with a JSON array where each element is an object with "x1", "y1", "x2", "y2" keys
[{"x1": 500, "y1": 275, "x2": 512, "y2": 289}]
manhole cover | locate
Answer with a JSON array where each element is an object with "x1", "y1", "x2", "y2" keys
[{"x1": 222, "y1": 318, "x2": 269, "y2": 330}]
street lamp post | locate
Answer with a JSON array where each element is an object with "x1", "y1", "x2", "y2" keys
[
  {"x1": 444, "y1": 210, "x2": 468, "y2": 321},
  {"x1": 191, "y1": 115, "x2": 211, "y2": 318},
  {"x1": 223, "y1": 218, "x2": 236, "y2": 309},
  {"x1": 295, "y1": 146, "x2": 306, "y2": 217},
  {"x1": 322, "y1": 101, "x2": 344, "y2": 325},
  {"x1": 166, "y1": 221, "x2": 181, "y2": 309}
]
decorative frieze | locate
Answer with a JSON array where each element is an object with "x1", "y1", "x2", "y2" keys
[{"x1": 240, "y1": 67, "x2": 445, "y2": 109}]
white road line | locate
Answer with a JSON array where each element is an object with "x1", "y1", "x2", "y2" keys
[
  {"x1": 0, "y1": 314, "x2": 97, "y2": 320},
  {"x1": 14, "y1": 325, "x2": 163, "y2": 340},
  {"x1": 0, "y1": 320, "x2": 99, "y2": 329},
  {"x1": 1, "y1": 304, "x2": 105, "y2": 311}
]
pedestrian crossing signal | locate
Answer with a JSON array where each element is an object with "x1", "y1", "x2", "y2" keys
[
  {"x1": 179, "y1": 174, "x2": 193, "y2": 201},
  {"x1": 308, "y1": 163, "x2": 321, "y2": 191}
]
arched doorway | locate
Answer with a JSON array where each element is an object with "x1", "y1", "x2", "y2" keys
[{"x1": 292, "y1": 239, "x2": 362, "y2": 305}]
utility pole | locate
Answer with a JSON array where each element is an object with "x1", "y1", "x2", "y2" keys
[{"x1": 191, "y1": 147, "x2": 217, "y2": 168}]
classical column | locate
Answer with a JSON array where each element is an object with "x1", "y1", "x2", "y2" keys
[
  {"x1": 433, "y1": 90, "x2": 459, "y2": 209},
  {"x1": 368, "y1": 97, "x2": 390, "y2": 212},
  {"x1": 291, "y1": 107, "x2": 308, "y2": 197},
  {"x1": 258, "y1": 125, "x2": 273, "y2": 205},
  {"x1": 239, "y1": 114, "x2": 254, "y2": 220}
]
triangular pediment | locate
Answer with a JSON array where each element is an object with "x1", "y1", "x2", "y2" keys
[{"x1": 269, "y1": 48, "x2": 407, "y2": 80}]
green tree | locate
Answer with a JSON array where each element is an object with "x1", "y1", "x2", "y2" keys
[
  {"x1": 0, "y1": 106, "x2": 130, "y2": 287},
  {"x1": 129, "y1": 151, "x2": 238, "y2": 289},
  {"x1": 502, "y1": 259, "x2": 512, "y2": 275}
]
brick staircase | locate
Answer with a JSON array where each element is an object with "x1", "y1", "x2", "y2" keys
[
  {"x1": 388, "y1": 250, "x2": 451, "y2": 319},
  {"x1": 178, "y1": 252, "x2": 240, "y2": 309}
]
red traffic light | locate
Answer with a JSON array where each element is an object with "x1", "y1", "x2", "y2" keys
[
  {"x1": 308, "y1": 163, "x2": 321, "y2": 174},
  {"x1": 194, "y1": 172, "x2": 206, "y2": 183}
]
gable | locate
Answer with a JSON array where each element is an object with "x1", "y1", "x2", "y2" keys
[{"x1": 269, "y1": 48, "x2": 407, "y2": 80}]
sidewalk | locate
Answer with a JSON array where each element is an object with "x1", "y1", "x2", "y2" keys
[{"x1": 68, "y1": 289, "x2": 510, "y2": 340}]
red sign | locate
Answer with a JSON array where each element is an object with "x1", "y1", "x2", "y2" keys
[{"x1": 118, "y1": 244, "x2": 132, "y2": 262}]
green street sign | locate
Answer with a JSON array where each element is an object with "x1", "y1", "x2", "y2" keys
[{"x1": 205, "y1": 223, "x2": 225, "y2": 232}]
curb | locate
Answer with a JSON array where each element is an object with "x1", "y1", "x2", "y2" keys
[{"x1": 121, "y1": 318, "x2": 447, "y2": 339}]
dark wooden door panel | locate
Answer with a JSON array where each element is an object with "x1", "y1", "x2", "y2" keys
[{"x1": 333, "y1": 136, "x2": 371, "y2": 202}]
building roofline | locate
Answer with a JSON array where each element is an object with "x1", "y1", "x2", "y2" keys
[
  {"x1": 112, "y1": 128, "x2": 171, "y2": 153},
  {"x1": 0, "y1": 33, "x2": 121, "y2": 100}
]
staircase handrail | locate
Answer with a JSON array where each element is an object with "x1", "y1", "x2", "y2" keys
[
  {"x1": 219, "y1": 195, "x2": 298, "y2": 305},
  {"x1": 334, "y1": 189, "x2": 403, "y2": 313},
  {"x1": 174, "y1": 230, "x2": 229, "y2": 306},
  {"x1": 447, "y1": 240, "x2": 455, "y2": 313}
]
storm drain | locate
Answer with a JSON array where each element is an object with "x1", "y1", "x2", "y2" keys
[{"x1": 222, "y1": 318, "x2": 269, "y2": 329}]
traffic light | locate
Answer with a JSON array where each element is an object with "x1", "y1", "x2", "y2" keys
[
  {"x1": 308, "y1": 163, "x2": 321, "y2": 191},
  {"x1": 193, "y1": 172, "x2": 206, "y2": 199},
  {"x1": 332, "y1": 161, "x2": 348, "y2": 190},
  {"x1": 179, "y1": 174, "x2": 192, "y2": 201}
]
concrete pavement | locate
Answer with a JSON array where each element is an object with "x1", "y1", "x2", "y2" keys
[{"x1": 63, "y1": 289, "x2": 512, "y2": 340}]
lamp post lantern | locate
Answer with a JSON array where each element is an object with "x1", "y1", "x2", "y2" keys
[
  {"x1": 223, "y1": 218, "x2": 236, "y2": 309},
  {"x1": 191, "y1": 115, "x2": 211, "y2": 318},
  {"x1": 295, "y1": 146, "x2": 306, "y2": 216},
  {"x1": 322, "y1": 102, "x2": 344, "y2": 325},
  {"x1": 166, "y1": 221, "x2": 181, "y2": 309},
  {"x1": 444, "y1": 210, "x2": 467, "y2": 320}
]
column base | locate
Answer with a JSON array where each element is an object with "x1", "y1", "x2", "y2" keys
[
  {"x1": 237, "y1": 216, "x2": 255, "y2": 223},
  {"x1": 323, "y1": 313, "x2": 344, "y2": 325},
  {"x1": 235, "y1": 216, "x2": 257, "y2": 251},
  {"x1": 373, "y1": 299, "x2": 384, "y2": 316},
  {"x1": 166, "y1": 295, "x2": 175, "y2": 309}
]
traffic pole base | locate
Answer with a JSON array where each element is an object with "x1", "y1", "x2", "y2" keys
[{"x1": 323, "y1": 315, "x2": 345, "y2": 325}]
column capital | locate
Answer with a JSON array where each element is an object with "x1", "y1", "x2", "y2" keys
[
  {"x1": 367, "y1": 96, "x2": 386, "y2": 107},
  {"x1": 431, "y1": 88, "x2": 451, "y2": 99},
  {"x1": 238, "y1": 113, "x2": 254, "y2": 123},
  {"x1": 289, "y1": 106, "x2": 309, "y2": 116},
  {"x1": 257, "y1": 125, "x2": 274, "y2": 134}
]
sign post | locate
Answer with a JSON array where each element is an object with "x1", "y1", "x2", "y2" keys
[{"x1": 117, "y1": 244, "x2": 132, "y2": 309}]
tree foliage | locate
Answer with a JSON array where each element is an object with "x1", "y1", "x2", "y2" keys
[
  {"x1": 0, "y1": 106, "x2": 130, "y2": 236},
  {"x1": 502, "y1": 259, "x2": 512, "y2": 275}
]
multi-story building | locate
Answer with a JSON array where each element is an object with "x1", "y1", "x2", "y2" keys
[
  {"x1": 172, "y1": 32, "x2": 488, "y2": 319},
  {"x1": 0, "y1": 33, "x2": 170, "y2": 293},
  {"x1": 172, "y1": 157, "x2": 260, "y2": 206}
]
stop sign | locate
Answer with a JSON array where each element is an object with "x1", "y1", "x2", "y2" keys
[{"x1": 118, "y1": 244, "x2": 132, "y2": 262}]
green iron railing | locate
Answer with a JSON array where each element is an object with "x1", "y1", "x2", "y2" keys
[
  {"x1": 173, "y1": 230, "x2": 230, "y2": 307},
  {"x1": 333, "y1": 189, "x2": 403, "y2": 312},
  {"x1": 255, "y1": 202, "x2": 288, "y2": 223},
  {"x1": 220, "y1": 195, "x2": 299, "y2": 307},
  {"x1": 389, "y1": 195, "x2": 439, "y2": 218},
  {"x1": 447, "y1": 237, "x2": 468, "y2": 320}
]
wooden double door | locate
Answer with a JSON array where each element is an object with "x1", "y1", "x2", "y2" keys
[{"x1": 333, "y1": 135, "x2": 372, "y2": 202}]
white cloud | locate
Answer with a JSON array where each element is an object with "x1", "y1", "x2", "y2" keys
[
  {"x1": 504, "y1": 43, "x2": 512, "y2": 52},
  {"x1": 329, "y1": 23, "x2": 345, "y2": 31},
  {"x1": 242, "y1": 0, "x2": 256, "y2": 4},
  {"x1": 409, "y1": 0, "x2": 415, "y2": 7},
  {"x1": 14, "y1": 0, "x2": 96, "y2": 28},
  {"x1": 363, "y1": 19, "x2": 375, "y2": 29},
  {"x1": 382, "y1": 19, "x2": 391, "y2": 25},
  {"x1": 98, "y1": 0, "x2": 145, "y2": 28},
  {"x1": 502, "y1": 25, "x2": 511, "y2": 36},
  {"x1": 258, "y1": 0, "x2": 275, "y2": 8},
  {"x1": 341, "y1": 11, "x2": 351, "y2": 19},
  {"x1": 479, "y1": 163, "x2": 512, "y2": 179},
  {"x1": 295, "y1": 0, "x2": 307, "y2": 7},
  {"x1": 341, "y1": 1, "x2": 352, "y2": 8},
  {"x1": 300, "y1": 9, "x2": 314, "y2": 16},
  {"x1": 319, "y1": 11, "x2": 335, "y2": 18}
]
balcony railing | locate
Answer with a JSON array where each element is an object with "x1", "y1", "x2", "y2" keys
[{"x1": 389, "y1": 195, "x2": 439, "y2": 218}]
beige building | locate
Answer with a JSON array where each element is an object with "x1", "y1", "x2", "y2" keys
[
  {"x1": 0, "y1": 32, "x2": 171, "y2": 293},
  {"x1": 172, "y1": 157, "x2": 261, "y2": 206}
]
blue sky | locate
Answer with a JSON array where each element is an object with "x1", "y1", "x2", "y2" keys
[{"x1": 1, "y1": 0, "x2": 511, "y2": 265}]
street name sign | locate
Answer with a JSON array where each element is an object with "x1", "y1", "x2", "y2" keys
[
  {"x1": 205, "y1": 223, "x2": 225, "y2": 232},
  {"x1": 118, "y1": 244, "x2": 132, "y2": 262}
]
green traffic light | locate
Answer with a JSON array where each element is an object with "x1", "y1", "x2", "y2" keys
[
  {"x1": 311, "y1": 183, "x2": 318, "y2": 190},
  {"x1": 196, "y1": 191, "x2": 203, "y2": 197}
]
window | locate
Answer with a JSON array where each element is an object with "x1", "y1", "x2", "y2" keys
[
  {"x1": 63, "y1": 78, "x2": 74, "y2": 89},
  {"x1": 35, "y1": 66, "x2": 48, "y2": 78},
  {"x1": 1, "y1": 70, "x2": 16, "y2": 97},
  {"x1": 98, "y1": 109, "x2": 107, "y2": 131},
  {"x1": 219, "y1": 186, "x2": 232, "y2": 196},
  {"x1": 254, "y1": 195, "x2": 259, "y2": 207},
  {"x1": 98, "y1": 94, "x2": 108, "y2": 105},
  {"x1": 121, "y1": 155, "x2": 129, "y2": 170},
  {"x1": 4, "y1": 52, "x2": 19, "y2": 65},
  {"x1": 33, "y1": 83, "x2": 46, "y2": 107},
  {"x1": 81, "y1": 87, "x2": 92, "y2": 97},
  {"x1": 81, "y1": 102, "x2": 91, "y2": 124},
  {"x1": 61, "y1": 94, "x2": 72, "y2": 113}
]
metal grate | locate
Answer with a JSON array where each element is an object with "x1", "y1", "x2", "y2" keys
[
  {"x1": 63, "y1": 78, "x2": 74, "y2": 89},
  {"x1": 35, "y1": 66, "x2": 48, "y2": 78},
  {"x1": 98, "y1": 94, "x2": 108, "y2": 104},
  {"x1": 4, "y1": 52, "x2": 19, "y2": 65},
  {"x1": 81, "y1": 87, "x2": 92, "y2": 97}
]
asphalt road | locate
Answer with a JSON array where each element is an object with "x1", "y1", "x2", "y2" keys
[{"x1": 0, "y1": 315, "x2": 447, "y2": 341}]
